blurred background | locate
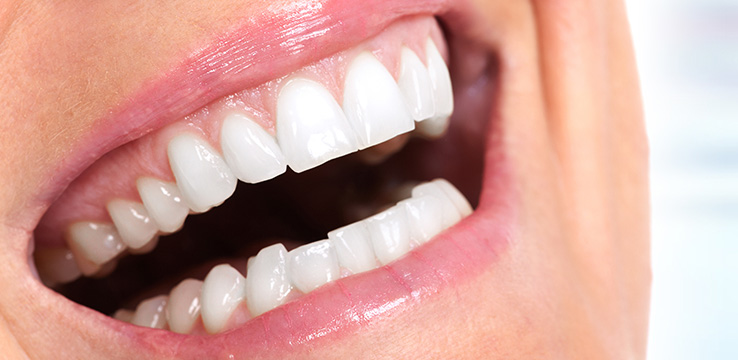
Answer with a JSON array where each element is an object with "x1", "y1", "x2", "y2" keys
[{"x1": 626, "y1": 0, "x2": 738, "y2": 358}]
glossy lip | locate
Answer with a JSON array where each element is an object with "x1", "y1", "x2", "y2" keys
[{"x1": 16, "y1": 0, "x2": 514, "y2": 357}]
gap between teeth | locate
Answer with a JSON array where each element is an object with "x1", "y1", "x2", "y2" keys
[
  {"x1": 118, "y1": 179, "x2": 472, "y2": 334},
  {"x1": 42, "y1": 37, "x2": 455, "y2": 282}
]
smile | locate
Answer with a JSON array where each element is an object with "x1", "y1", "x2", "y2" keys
[{"x1": 25, "y1": 0, "x2": 511, "y2": 357}]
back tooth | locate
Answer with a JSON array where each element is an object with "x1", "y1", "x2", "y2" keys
[
  {"x1": 426, "y1": 38, "x2": 454, "y2": 120},
  {"x1": 246, "y1": 244, "x2": 292, "y2": 317},
  {"x1": 201, "y1": 264, "x2": 246, "y2": 334},
  {"x1": 277, "y1": 78, "x2": 359, "y2": 173},
  {"x1": 166, "y1": 279, "x2": 203, "y2": 334},
  {"x1": 328, "y1": 222, "x2": 377, "y2": 275},
  {"x1": 67, "y1": 222, "x2": 126, "y2": 265},
  {"x1": 432, "y1": 179, "x2": 473, "y2": 217},
  {"x1": 167, "y1": 133, "x2": 237, "y2": 213},
  {"x1": 365, "y1": 206, "x2": 411, "y2": 265},
  {"x1": 34, "y1": 247, "x2": 81, "y2": 285},
  {"x1": 398, "y1": 195, "x2": 444, "y2": 245},
  {"x1": 221, "y1": 113, "x2": 287, "y2": 183},
  {"x1": 288, "y1": 240, "x2": 339, "y2": 293},
  {"x1": 131, "y1": 295, "x2": 168, "y2": 329},
  {"x1": 106, "y1": 200, "x2": 158, "y2": 250},
  {"x1": 136, "y1": 177, "x2": 189, "y2": 233},
  {"x1": 128, "y1": 236, "x2": 159, "y2": 255},
  {"x1": 343, "y1": 52, "x2": 415, "y2": 149},
  {"x1": 411, "y1": 181, "x2": 465, "y2": 229},
  {"x1": 113, "y1": 309, "x2": 134, "y2": 323},
  {"x1": 398, "y1": 47, "x2": 435, "y2": 121}
]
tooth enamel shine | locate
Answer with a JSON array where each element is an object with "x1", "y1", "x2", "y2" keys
[
  {"x1": 288, "y1": 240, "x2": 340, "y2": 293},
  {"x1": 136, "y1": 177, "x2": 189, "y2": 233},
  {"x1": 221, "y1": 113, "x2": 287, "y2": 183},
  {"x1": 106, "y1": 199, "x2": 158, "y2": 250},
  {"x1": 398, "y1": 47, "x2": 435, "y2": 121},
  {"x1": 67, "y1": 222, "x2": 126, "y2": 265},
  {"x1": 245, "y1": 243, "x2": 292, "y2": 316},
  {"x1": 201, "y1": 264, "x2": 246, "y2": 334}
]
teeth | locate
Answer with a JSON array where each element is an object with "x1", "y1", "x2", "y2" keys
[
  {"x1": 398, "y1": 47, "x2": 435, "y2": 121},
  {"x1": 398, "y1": 195, "x2": 444, "y2": 245},
  {"x1": 276, "y1": 78, "x2": 359, "y2": 173},
  {"x1": 411, "y1": 179, "x2": 470, "y2": 229},
  {"x1": 106, "y1": 199, "x2": 158, "y2": 250},
  {"x1": 288, "y1": 240, "x2": 339, "y2": 293},
  {"x1": 113, "y1": 309, "x2": 134, "y2": 322},
  {"x1": 245, "y1": 243, "x2": 292, "y2": 317},
  {"x1": 34, "y1": 247, "x2": 81, "y2": 285},
  {"x1": 221, "y1": 113, "x2": 287, "y2": 183},
  {"x1": 131, "y1": 295, "x2": 168, "y2": 329},
  {"x1": 200, "y1": 264, "x2": 246, "y2": 334},
  {"x1": 327, "y1": 221, "x2": 377, "y2": 275},
  {"x1": 167, "y1": 133, "x2": 237, "y2": 212},
  {"x1": 128, "y1": 236, "x2": 159, "y2": 255},
  {"x1": 365, "y1": 206, "x2": 411, "y2": 265},
  {"x1": 136, "y1": 177, "x2": 189, "y2": 233},
  {"x1": 425, "y1": 38, "x2": 454, "y2": 122},
  {"x1": 342, "y1": 52, "x2": 415, "y2": 149},
  {"x1": 67, "y1": 222, "x2": 126, "y2": 265},
  {"x1": 166, "y1": 279, "x2": 203, "y2": 334},
  {"x1": 432, "y1": 178, "x2": 473, "y2": 217}
]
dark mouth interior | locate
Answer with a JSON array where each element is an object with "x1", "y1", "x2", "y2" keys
[{"x1": 46, "y1": 24, "x2": 499, "y2": 317}]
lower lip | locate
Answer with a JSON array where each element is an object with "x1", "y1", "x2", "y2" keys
[{"x1": 99, "y1": 124, "x2": 514, "y2": 357}]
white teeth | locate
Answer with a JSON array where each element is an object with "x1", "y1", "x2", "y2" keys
[
  {"x1": 67, "y1": 222, "x2": 126, "y2": 265},
  {"x1": 411, "y1": 180, "x2": 464, "y2": 229},
  {"x1": 131, "y1": 295, "x2": 168, "y2": 329},
  {"x1": 166, "y1": 279, "x2": 203, "y2": 334},
  {"x1": 327, "y1": 222, "x2": 377, "y2": 275},
  {"x1": 365, "y1": 206, "x2": 411, "y2": 265},
  {"x1": 425, "y1": 38, "x2": 454, "y2": 121},
  {"x1": 136, "y1": 178, "x2": 189, "y2": 233},
  {"x1": 342, "y1": 52, "x2": 415, "y2": 149},
  {"x1": 398, "y1": 47, "x2": 435, "y2": 121},
  {"x1": 398, "y1": 195, "x2": 444, "y2": 245},
  {"x1": 277, "y1": 78, "x2": 359, "y2": 173},
  {"x1": 167, "y1": 133, "x2": 237, "y2": 213},
  {"x1": 245, "y1": 243, "x2": 292, "y2": 317},
  {"x1": 113, "y1": 309, "x2": 135, "y2": 323},
  {"x1": 432, "y1": 178, "x2": 473, "y2": 217},
  {"x1": 34, "y1": 247, "x2": 81, "y2": 285},
  {"x1": 200, "y1": 264, "x2": 246, "y2": 334},
  {"x1": 288, "y1": 240, "x2": 339, "y2": 293},
  {"x1": 106, "y1": 199, "x2": 158, "y2": 250},
  {"x1": 221, "y1": 113, "x2": 287, "y2": 183}
]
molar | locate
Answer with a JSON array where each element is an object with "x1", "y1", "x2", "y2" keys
[
  {"x1": 221, "y1": 113, "x2": 287, "y2": 183},
  {"x1": 131, "y1": 295, "x2": 168, "y2": 329},
  {"x1": 167, "y1": 133, "x2": 237, "y2": 213},
  {"x1": 342, "y1": 52, "x2": 415, "y2": 149},
  {"x1": 276, "y1": 78, "x2": 359, "y2": 173},
  {"x1": 34, "y1": 247, "x2": 82, "y2": 285}
]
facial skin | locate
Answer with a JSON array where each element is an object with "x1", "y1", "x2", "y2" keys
[{"x1": 0, "y1": 0, "x2": 649, "y2": 359}]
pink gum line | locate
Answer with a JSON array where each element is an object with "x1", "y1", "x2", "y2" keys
[{"x1": 35, "y1": 15, "x2": 447, "y2": 249}]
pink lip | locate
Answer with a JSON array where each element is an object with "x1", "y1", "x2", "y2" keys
[{"x1": 22, "y1": 0, "x2": 514, "y2": 357}]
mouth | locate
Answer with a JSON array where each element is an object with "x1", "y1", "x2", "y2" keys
[{"x1": 26, "y1": 1, "x2": 510, "y2": 357}]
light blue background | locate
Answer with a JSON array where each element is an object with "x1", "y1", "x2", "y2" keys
[{"x1": 626, "y1": 0, "x2": 738, "y2": 358}]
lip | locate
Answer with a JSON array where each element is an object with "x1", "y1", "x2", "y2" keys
[{"x1": 14, "y1": 0, "x2": 515, "y2": 357}]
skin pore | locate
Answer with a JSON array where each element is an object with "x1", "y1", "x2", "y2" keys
[{"x1": 0, "y1": 0, "x2": 649, "y2": 359}]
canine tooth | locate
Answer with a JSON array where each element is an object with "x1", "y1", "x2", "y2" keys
[
  {"x1": 343, "y1": 52, "x2": 414, "y2": 149},
  {"x1": 221, "y1": 113, "x2": 287, "y2": 183},
  {"x1": 67, "y1": 222, "x2": 126, "y2": 265},
  {"x1": 277, "y1": 78, "x2": 359, "y2": 173},
  {"x1": 246, "y1": 243, "x2": 292, "y2": 317},
  {"x1": 201, "y1": 264, "x2": 246, "y2": 334},
  {"x1": 166, "y1": 279, "x2": 203, "y2": 334},
  {"x1": 34, "y1": 247, "x2": 81, "y2": 284},
  {"x1": 426, "y1": 38, "x2": 454, "y2": 121},
  {"x1": 137, "y1": 178, "x2": 189, "y2": 233},
  {"x1": 398, "y1": 195, "x2": 444, "y2": 245},
  {"x1": 106, "y1": 199, "x2": 158, "y2": 250},
  {"x1": 113, "y1": 309, "x2": 134, "y2": 323},
  {"x1": 131, "y1": 295, "x2": 168, "y2": 329},
  {"x1": 411, "y1": 181, "x2": 464, "y2": 229},
  {"x1": 398, "y1": 47, "x2": 435, "y2": 121},
  {"x1": 365, "y1": 206, "x2": 411, "y2": 265},
  {"x1": 432, "y1": 179, "x2": 473, "y2": 217},
  {"x1": 327, "y1": 222, "x2": 377, "y2": 275},
  {"x1": 168, "y1": 133, "x2": 237, "y2": 212},
  {"x1": 288, "y1": 240, "x2": 339, "y2": 293}
]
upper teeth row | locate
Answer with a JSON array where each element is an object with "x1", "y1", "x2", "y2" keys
[
  {"x1": 56, "y1": 38, "x2": 454, "y2": 278},
  {"x1": 116, "y1": 179, "x2": 472, "y2": 334}
]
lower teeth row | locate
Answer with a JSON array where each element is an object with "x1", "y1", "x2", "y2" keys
[{"x1": 114, "y1": 178, "x2": 472, "y2": 334}]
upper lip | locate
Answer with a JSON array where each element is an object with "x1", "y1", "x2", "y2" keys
[{"x1": 15, "y1": 0, "x2": 512, "y2": 357}]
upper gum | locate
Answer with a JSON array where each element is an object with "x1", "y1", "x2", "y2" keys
[{"x1": 35, "y1": 15, "x2": 446, "y2": 250}]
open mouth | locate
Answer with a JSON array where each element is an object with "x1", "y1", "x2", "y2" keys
[{"x1": 27, "y1": 2, "x2": 509, "y2": 357}]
